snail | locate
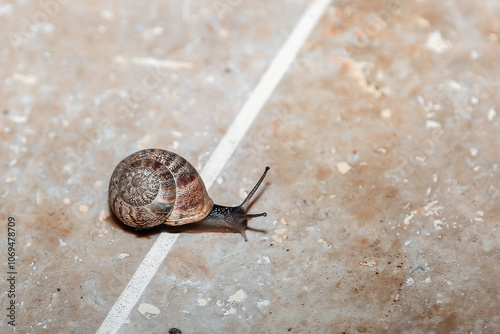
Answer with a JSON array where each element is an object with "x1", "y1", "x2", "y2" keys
[{"x1": 108, "y1": 149, "x2": 269, "y2": 241}]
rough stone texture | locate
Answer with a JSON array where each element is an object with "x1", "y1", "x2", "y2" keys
[{"x1": 1, "y1": 0, "x2": 500, "y2": 333}]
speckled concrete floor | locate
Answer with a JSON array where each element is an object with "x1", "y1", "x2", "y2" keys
[{"x1": 2, "y1": 0, "x2": 500, "y2": 333}]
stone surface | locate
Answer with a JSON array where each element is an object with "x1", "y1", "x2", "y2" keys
[{"x1": 1, "y1": 0, "x2": 500, "y2": 333}]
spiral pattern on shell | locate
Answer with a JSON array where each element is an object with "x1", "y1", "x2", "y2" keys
[
  {"x1": 119, "y1": 165, "x2": 160, "y2": 206},
  {"x1": 108, "y1": 149, "x2": 213, "y2": 229}
]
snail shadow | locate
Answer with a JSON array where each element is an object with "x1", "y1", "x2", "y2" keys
[
  {"x1": 105, "y1": 181, "x2": 270, "y2": 240},
  {"x1": 106, "y1": 210, "x2": 268, "y2": 239},
  {"x1": 158, "y1": 220, "x2": 267, "y2": 237}
]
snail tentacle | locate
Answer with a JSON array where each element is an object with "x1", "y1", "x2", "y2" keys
[{"x1": 196, "y1": 166, "x2": 270, "y2": 241}]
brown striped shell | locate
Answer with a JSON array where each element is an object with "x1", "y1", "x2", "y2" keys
[{"x1": 108, "y1": 149, "x2": 213, "y2": 229}]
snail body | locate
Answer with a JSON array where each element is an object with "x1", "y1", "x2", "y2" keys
[{"x1": 108, "y1": 149, "x2": 269, "y2": 241}]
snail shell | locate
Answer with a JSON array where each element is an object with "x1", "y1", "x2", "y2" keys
[{"x1": 108, "y1": 149, "x2": 213, "y2": 229}]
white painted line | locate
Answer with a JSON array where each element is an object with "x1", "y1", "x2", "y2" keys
[
  {"x1": 96, "y1": 233, "x2": 178, "y2": 334},
  {"x1": 96, "y1": 1, "x2": 331, "y2": 333},
  {"x1": 201, "y1": 0, "x2": 332, "y2": 189}
]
